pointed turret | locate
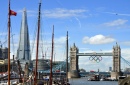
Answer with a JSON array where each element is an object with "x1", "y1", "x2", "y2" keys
[{"x1": 17, "y1": 8, "x2": 31, "y2": 61}]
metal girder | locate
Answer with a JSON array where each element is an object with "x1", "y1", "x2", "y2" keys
[{"x1": 77, "y1": 52, "x2": 113, "y2": 56}]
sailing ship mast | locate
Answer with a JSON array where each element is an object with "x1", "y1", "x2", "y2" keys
[
  {"x1": 7, "y1": 0, "x2": 17, "y2": 84},
  {"x1": 66, "y1": 31, "x2": 69, "y2": 84},
  {"x1": 8, "y1": 0, "x2": 11, "y2": 84},
  {"x1": 34, "y1": 0, "x2": 42, "y2": 85},
  {"x1": 49, "y1": 25, "x2": 54, "y2": 85}
]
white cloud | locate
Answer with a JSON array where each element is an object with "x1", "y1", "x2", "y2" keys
[
  {"x1": 17, "y1": 9, "x2": 36, "y2": 16},
  {"x1": 18, "y1": 9, "x2": 35, "y2": 13},
  {"x1": 82, "y1": 34, "x2": 115, "y2": 44},
  {"x1": 121, "y1": 48, "x2": 130, "y2": 59},
  {"x1": 17, "y1": 8, "x2": 88, "y2": 18},
  {"x1": 103, "y1": 19, "x2": 128, "y2": 26},
  {"x1": 121, "y1": 41, "x2": 130, "y2": 46},
  {"x1": 55, "y1": 36, "x2": 66, "y2": 44},
  {"x1": 75, "y1": 17, "x2": 81, "y2": 28},
  {"x1": 43, "y1": 8, "x2": 87, "y2": 18}
]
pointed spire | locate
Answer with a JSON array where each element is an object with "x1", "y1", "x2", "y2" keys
[
  {"x1": 22, "y1": 8, "x2": 27, "y2": 26},
  {"x1": 73, "y1": 43, "x2": 76, "y2": 47},
  {"x1": 116, "y1": 42, "x2": 118, "y2": 45},
  {"x1": 17, "y1": 8, "x2": 31, "y2": 61},
  {"x1": 116, "y1": 42, "x2": 119, "y2": 48},
  {"x1": 23, "y1": 8, "x2": 26, "y2": 12},
  {"x1": 39, "y1": 0, "x2": 42, "y2": 3}
]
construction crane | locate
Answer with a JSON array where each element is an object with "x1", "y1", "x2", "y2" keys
[{"x1": 0, "y1": 34, "x2": 15, "y2": 48}]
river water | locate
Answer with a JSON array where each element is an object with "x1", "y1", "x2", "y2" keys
[{"x1": 69, "y1": 78, "x2": 118, "y2": 85}]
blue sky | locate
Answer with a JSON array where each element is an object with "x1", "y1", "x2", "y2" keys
[{"x1": 0, "y1": 0, "x2": 130, "y2": 72}]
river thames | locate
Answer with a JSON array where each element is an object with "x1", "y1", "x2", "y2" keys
[{"x1": 69, "y1": 78, "x2": 118, "y2": 85}]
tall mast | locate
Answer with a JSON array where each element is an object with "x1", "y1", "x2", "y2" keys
[
  {"x1": 66, "y1": 31, "x2": 69, "y2": 84},
  {"x1": 34, "y1": 0, "x2": 41, "y2": 85},
  {"x1": 8, "y1": 0, "x2": 11, "y2": 85},
  {"x1": 49, "y1": 25, "x2": 54, "y2": 85}
]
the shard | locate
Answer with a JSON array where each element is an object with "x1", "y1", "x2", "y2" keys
[{"x1": 17, "y1": 8, "x2": 31, "y2": 69}]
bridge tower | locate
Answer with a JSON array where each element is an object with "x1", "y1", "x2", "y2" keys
[
  {"x1": 69, "y1": 43, "x2": 80, "y2": 78},
  {"x1": 111, "y1": 43, "x2": 121, "y2": 79}
]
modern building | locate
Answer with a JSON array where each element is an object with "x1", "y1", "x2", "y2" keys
[
  {"x1": 33, "y1": 59, "x2": 50, "y2": 71},
  {"x1": 53, "y1": 61, "x2": 67, "y2": 72},
  {"x1": 109, "y1": 67, "x2": 112, "y2": 72},
  {"x1": 0, "y1": 47, "x2": 8, "y2": 59},
  {"x1": 32, "y1": 59, "x2": 67, "y2": 72},
  {"x1": 16, "y1": 8, "x2": 31, "y2": 70}
]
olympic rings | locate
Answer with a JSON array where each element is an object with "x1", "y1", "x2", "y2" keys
[{"x1": 89, "y1": 56, "x2": 102, "y2": 63}]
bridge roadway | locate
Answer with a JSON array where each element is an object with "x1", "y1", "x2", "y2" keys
[{"x1": 77, "y1": 52, "x2": 113, "y2": 56}]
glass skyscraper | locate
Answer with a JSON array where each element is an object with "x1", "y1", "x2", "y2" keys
[{"x1": 17, "y1": 8, "x2": 31, "y2": 70}]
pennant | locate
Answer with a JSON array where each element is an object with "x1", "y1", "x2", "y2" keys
[{"x1": 10, "y1": 10, "x2": 17, "y2": 16}]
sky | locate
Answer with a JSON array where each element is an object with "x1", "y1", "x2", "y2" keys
[{"x1": 0, "y1": 0, "x2": 130, "y2": 72}]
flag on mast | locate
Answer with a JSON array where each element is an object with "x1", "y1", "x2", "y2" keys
[{"x1": 10, "y1": 10, "x2": 17, "y2": 16}]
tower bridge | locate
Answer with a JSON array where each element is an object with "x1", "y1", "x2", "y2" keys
[{"x1": 69, "y1": 43, "x2": 121, "y2": 79}]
